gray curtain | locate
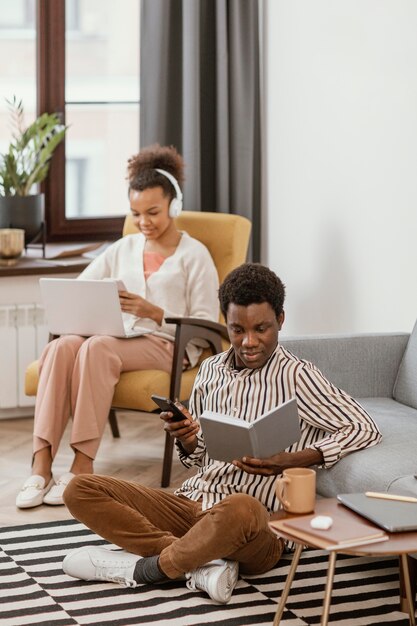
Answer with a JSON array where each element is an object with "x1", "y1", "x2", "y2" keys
[{"x1": 140, "y1": 0, "x2": 261, "y2": 261}]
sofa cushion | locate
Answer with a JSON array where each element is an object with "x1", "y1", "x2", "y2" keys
[
  {"x1": 316, "y1": 397, "x2": 417, "y2": 497},
  {"x1": 393, "y1": 319, "x2": 417, "y2": 409},
  {"x1": 281, "y1": 333, "x2": 409, "y2": 399},
  {"x1": 389, "y1": 475, "x2": 417, "y2": 498}
]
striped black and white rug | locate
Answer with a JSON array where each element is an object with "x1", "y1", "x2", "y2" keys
[{"x1": 0, "y1": 519, "x2": 410, "y2": 626}]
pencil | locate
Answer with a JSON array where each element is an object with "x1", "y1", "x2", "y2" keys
[{"x1": 365, "y1": 491, "x2": 417, "y2": 503}]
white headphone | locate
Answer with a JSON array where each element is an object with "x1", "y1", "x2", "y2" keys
[{"x1": 155, "y1": 168, "x2": 183, "y2": 217}]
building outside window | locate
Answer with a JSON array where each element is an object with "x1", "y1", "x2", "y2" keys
[{"x1": 0, "y1": 0, "x2": 140, "y2": 239}]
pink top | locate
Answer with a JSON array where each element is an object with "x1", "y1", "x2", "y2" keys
[
  {"x1": 143, "y1": 251, "x2": 166, "y2": 280},
  {"x1": 143, "y1": 250, "x2": 189, "y2": 367}
]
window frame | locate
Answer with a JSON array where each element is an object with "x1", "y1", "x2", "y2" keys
[{"x1": 37, "y1": 0, "x2": 126, "y2": 241}]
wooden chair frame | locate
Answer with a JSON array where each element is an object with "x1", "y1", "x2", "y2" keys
[{"x1": 109, "y1": 317, "x2": 229, "y2": 487}]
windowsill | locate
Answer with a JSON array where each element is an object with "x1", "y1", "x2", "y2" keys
[{"x1": 0, "y1": 241, "x2": 109, "y2": 277}]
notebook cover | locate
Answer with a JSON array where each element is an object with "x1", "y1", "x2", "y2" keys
[
  {"x1": 270, "y1": 510, "x2": 387, "y2": 550},
  {"x1": 199, "y1": 397, "x2": 300, "y2": 462}
]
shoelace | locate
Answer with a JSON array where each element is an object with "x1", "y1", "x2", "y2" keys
[
  {"x1": 94, "y1": 561, "x2": 137, "y2": 588},
  {"x1": 186, "y1": 565, "x2": 229, "y2": 593},
  {"x1": 186, "y1": 563, "x2": 237, "y2": 604},
  {"x1": 186, "y1": 567, "x2": 206, "y2": 592}
]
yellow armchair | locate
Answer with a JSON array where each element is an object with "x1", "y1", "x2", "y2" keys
[{"x1": 25, "y1": 211, "x2": 251, "y2": 487}]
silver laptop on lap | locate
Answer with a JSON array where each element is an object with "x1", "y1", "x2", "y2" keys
[{"x1": 39, "y1": 278, "x2": 153, "y2": 338}]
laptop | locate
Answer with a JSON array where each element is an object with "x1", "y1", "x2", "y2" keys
[
  {"x1": 39, "y1": 278, "x2": 153, "y2": 338},
  {"x1": 337, "y1": 492, "x2": 417, "y2": 532}
]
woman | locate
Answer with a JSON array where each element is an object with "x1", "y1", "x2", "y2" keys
[{"x1": 16, "y1": 144, "x2": 219, "y2": 508}]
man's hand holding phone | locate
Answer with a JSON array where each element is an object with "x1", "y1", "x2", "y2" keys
[{"x1": 151, "y1": 395, "x2": 199, "y2": 454}]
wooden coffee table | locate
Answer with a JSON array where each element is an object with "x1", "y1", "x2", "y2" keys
[{"x1": 269, "y1": 498, "x2": 417, "y2": 626}]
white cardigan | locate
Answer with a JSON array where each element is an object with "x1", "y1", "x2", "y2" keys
[{"x1": 79, "y1": 232, "x2": 219, "y2": 366}]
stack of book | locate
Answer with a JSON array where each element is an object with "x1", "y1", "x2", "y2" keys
[{"x1": 270, "y1": 510, "x2": 388, "y2": 550}]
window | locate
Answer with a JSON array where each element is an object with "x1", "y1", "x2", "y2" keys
[
  {"x1": 66, "y1": 157, "x2": 87, "y2": 217},
  {"x1": 0, "y1": 0, "x2": 35, "y2": 30},
  {"x1": 39, "y1": 0, "x2": 140, "y2": 240},
  {"x1": 0, "y1": 0, "x2": 37, "y2": 154},
  {"x1": 65, "y1": 0, "x2": 140, "y2": 221}
]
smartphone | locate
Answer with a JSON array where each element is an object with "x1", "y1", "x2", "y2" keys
[{"x1": 151, "y1": 394, "x2": 186, "y2": 422}]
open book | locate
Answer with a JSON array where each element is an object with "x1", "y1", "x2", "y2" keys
[
  {"x1": 270, "y1": 511, "x2": 388, "y2": 550},
  {"x1": 199, "y1": 397, "x2": 300, "y2": 462},
  {"x1": 43, "y1": 241, "x2": 107, "y2": 260}
]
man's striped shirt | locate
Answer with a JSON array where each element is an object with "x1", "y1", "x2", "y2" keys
[{"x1": 175, "y1": 344, "x2": 381, "y2": 513}]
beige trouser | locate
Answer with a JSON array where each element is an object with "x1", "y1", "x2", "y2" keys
[
  {"x1": 64, "y1": 474, "x2": 284, "y2": 578},
  {"x1": 34, "y1": 334, "x2": 174, "y2": 460}
]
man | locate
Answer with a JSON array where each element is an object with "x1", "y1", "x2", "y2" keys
[{"x1": 63, "y1": 263, "x2": 381, "y2": 604}]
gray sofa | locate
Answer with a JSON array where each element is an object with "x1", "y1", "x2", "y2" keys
[{"x1": 281, "y1": 324, "x2": 417, "y2": 498}]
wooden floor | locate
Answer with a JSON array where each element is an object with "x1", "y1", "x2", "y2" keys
[{"x1": 0, "y1": 411, "x2": 195, "y2": 528}]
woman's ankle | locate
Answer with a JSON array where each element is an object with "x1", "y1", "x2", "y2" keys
[
  {"x1": 31, "y1": 468, "x2": 52, "y2": 483},
  {"x1": 70, "y1": 451, "x2": 94, "y2": 476},
  {"x1": 32, "y1": 448, "x2": 53, "y2": 483}
]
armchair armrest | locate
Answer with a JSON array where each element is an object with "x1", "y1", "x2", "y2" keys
[
  {"x1": 164, "y1": 316, "x2": 228, "y2": 399},
  {"x1": 165, "y1": 316, "x2": 228, "y2": 338}
]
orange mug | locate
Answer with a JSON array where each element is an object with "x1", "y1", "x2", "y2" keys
[{"x1": 275, "y1": 467, "x2": 316, "y2": 514}]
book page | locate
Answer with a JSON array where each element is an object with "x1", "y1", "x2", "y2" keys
[
  {"x1": 200, "y1": 411, "x2": 251, "y2": 428},
  {"x1": 43, "y1": 241, "x2": 106, "y2": 260}
]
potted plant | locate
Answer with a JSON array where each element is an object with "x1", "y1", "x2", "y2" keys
[{"x1": 0, "y1": 96, "x2": 68, "y2": 245}]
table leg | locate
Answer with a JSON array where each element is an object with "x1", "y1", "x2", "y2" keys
[
  {"x1": 273, "y1": 543, "x2": 304, "y2": 626},
  {"x1": 400, "y1": 554, "x2": 416, "y2": 626},
  {"x1": 400, "y1": 555, "x2": 417, "y2": 614},
  {"x1": 321, "y1": 550, "x2": 337, "y2": 626}
]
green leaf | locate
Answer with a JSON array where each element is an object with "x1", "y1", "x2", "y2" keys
[{"x1": 0, "y1": 97, "x2": 68, "y2": 196}]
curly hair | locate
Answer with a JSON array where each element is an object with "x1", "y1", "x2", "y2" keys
[
  {"x1": 219, "y1": 263, "x2": 286, "y2": 319},
  {"x1": 126, "y1": 143, "x2": 184, "y2": 201}
]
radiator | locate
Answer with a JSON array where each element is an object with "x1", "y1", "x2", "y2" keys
[{"x1": 0, "y1": 305, "x2": 49, "y2": 409}]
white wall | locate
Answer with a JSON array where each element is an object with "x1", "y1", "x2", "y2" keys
[{"x1": 264, "y1": 0, "x2": 417, "y2": 337}]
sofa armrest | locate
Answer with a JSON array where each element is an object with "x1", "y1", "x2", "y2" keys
[{"x1": 280, "y1": 332, "x2": 410, "y2": 398}]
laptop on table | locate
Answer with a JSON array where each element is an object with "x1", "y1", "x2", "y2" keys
[
  {"x1": 337, "y1": 492, "x2": 417, "y2": 533},
  {"x1": 40, "y1": 278, "x2": 153, "y2": 339}
]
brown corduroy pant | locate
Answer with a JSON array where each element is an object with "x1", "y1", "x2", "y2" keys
[{"x1": 64, "y1": 474, "x2": 284, "y2": 578}]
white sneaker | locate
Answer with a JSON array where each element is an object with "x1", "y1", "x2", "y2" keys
[
  {"x1": 43, "y1": 472, "x2": 75, "y2": 505},
  {"x1": 63, "y1": 546, "x2": 139, "y2": 588},
  {"x1": 16, "y1": 475, "x2": 54, "y2": 509},
  {"x1": 186, "y1": 559, "x2": 239, "y2": 604}
]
